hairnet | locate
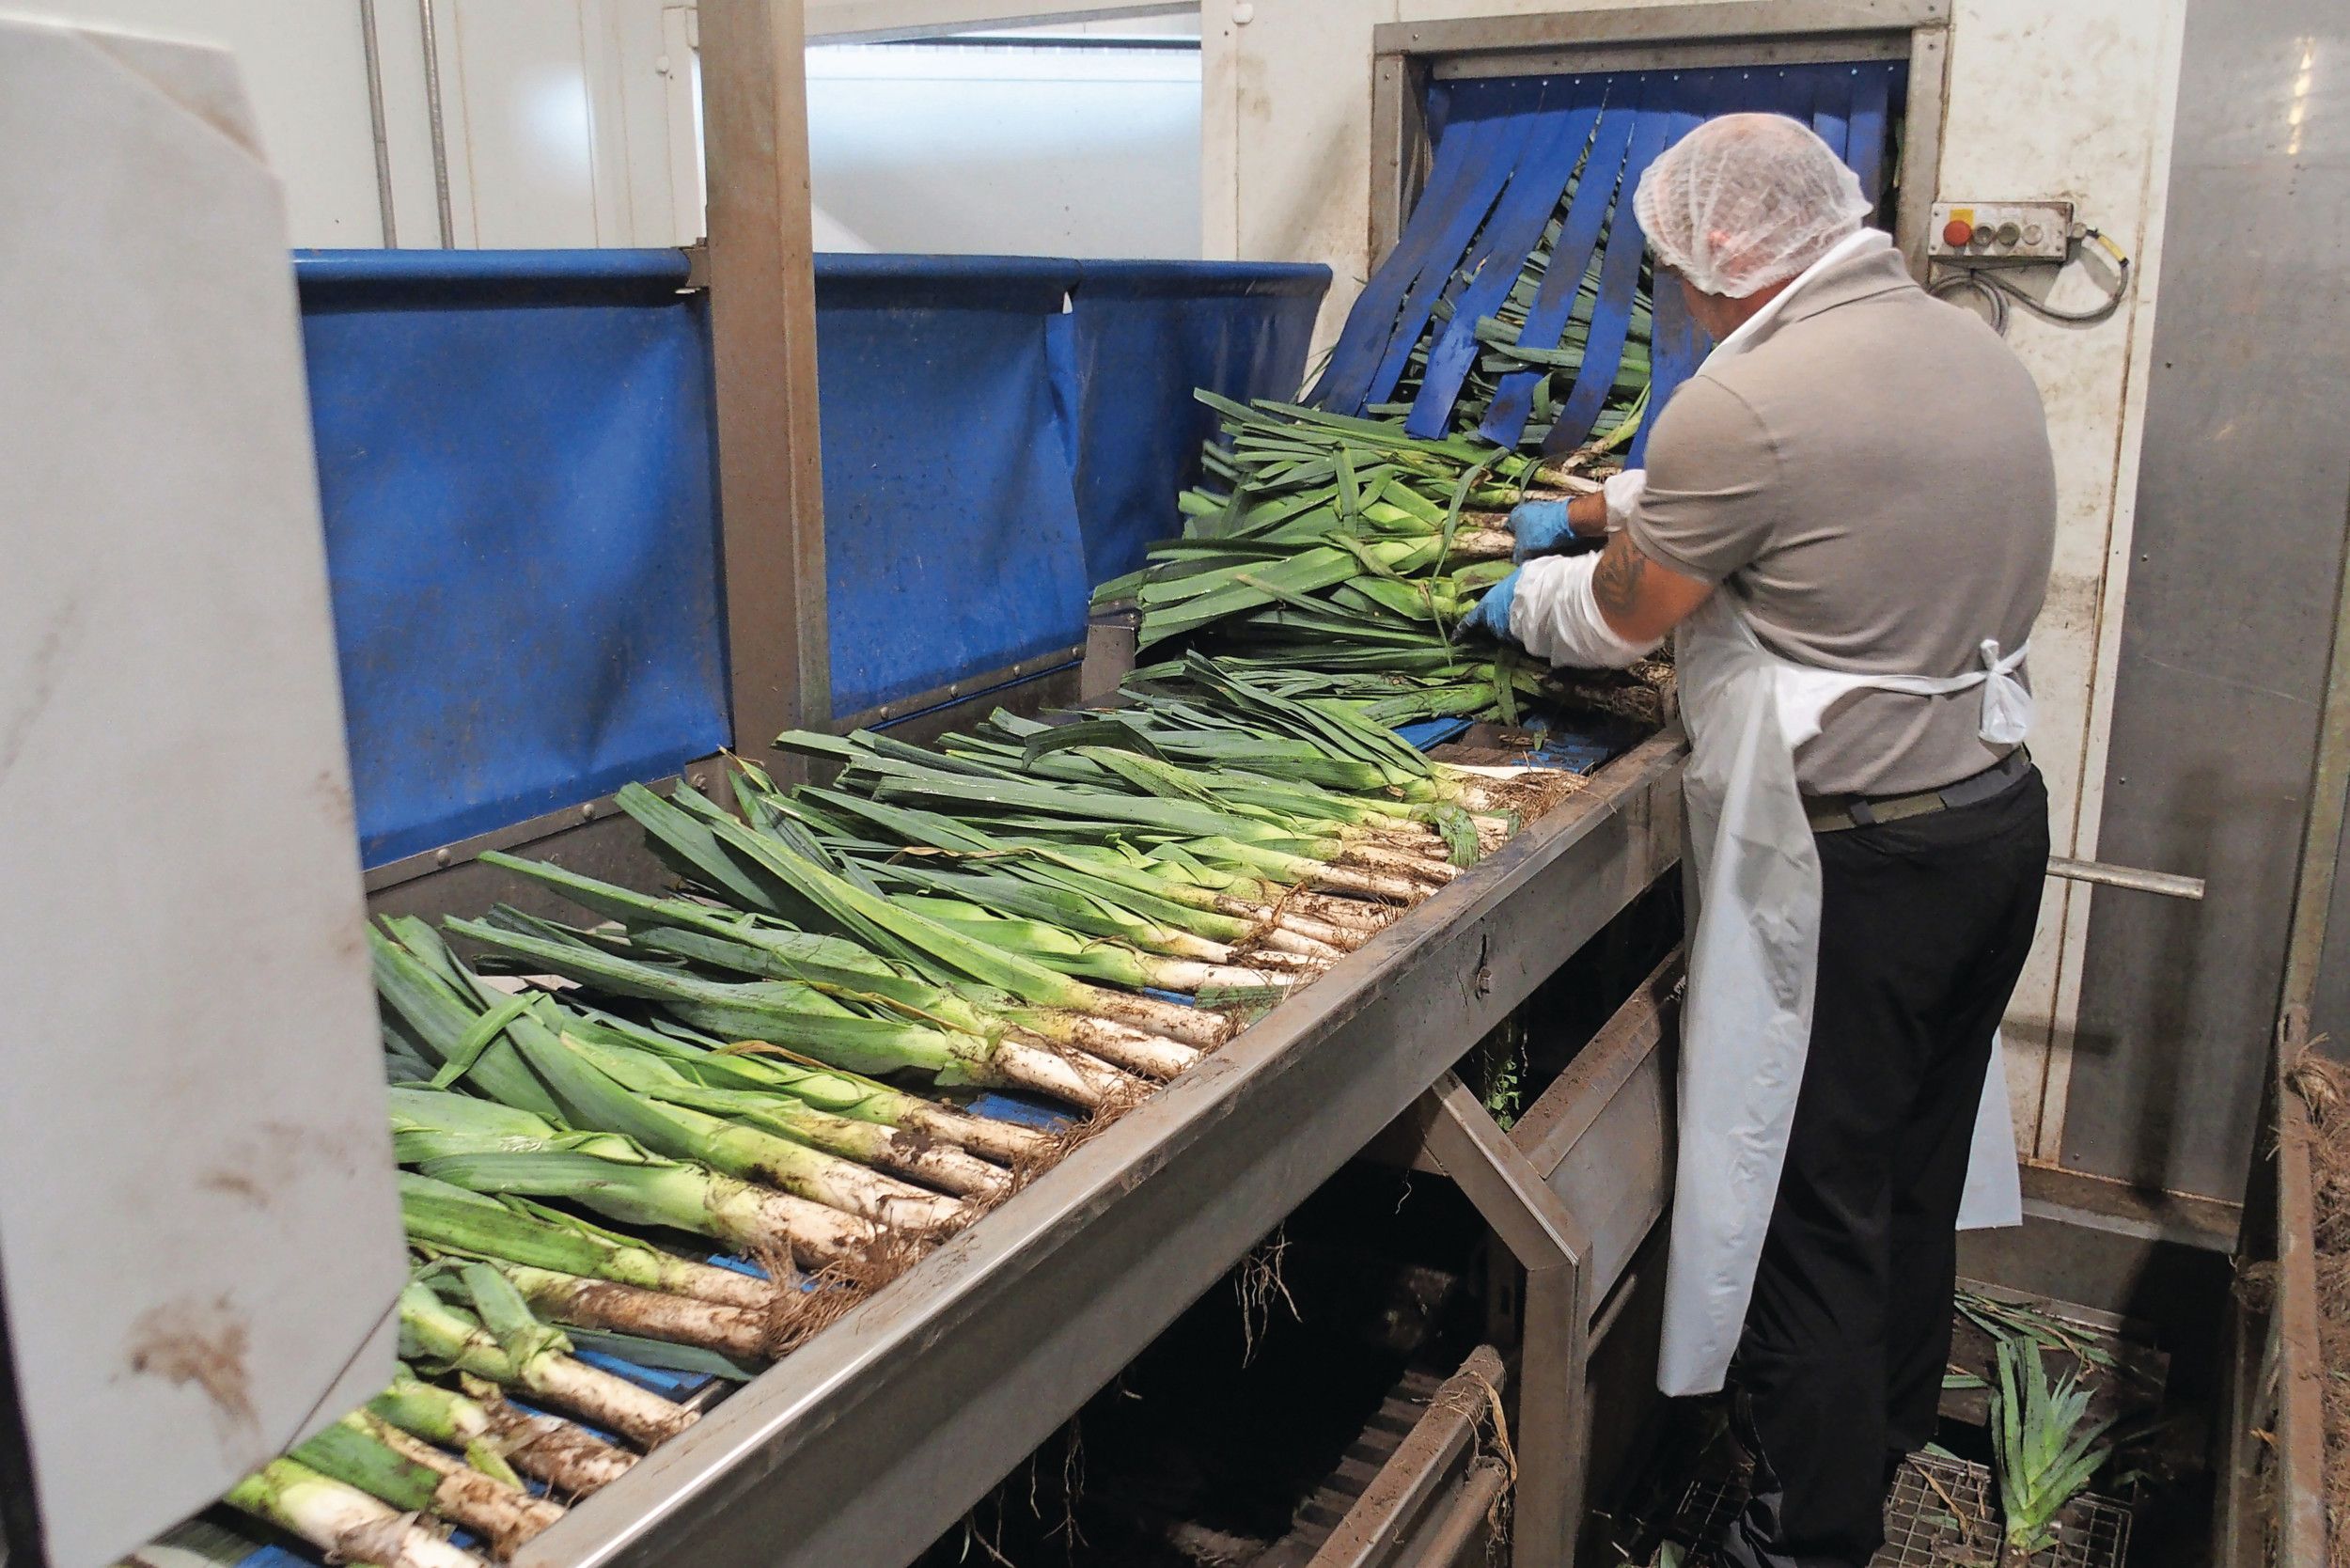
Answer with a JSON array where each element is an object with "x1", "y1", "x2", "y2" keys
[{"x1": 1632, "y1": 113, "x2": 1871, "y2": 298}]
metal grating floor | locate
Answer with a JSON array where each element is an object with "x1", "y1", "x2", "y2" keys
[{"x1": 1673, "y1": 1451, "x2": 2132, "y2": 1568}]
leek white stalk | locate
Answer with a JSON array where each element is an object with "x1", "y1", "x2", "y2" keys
[
  {"x1": 226, "y1": 1458, "x2": 487, "y2": 1568},
  {"x1": 371, "y1": 1370, "x2": 636, "y2": 1496},
  {"x1": 399, "y1": 1268, "x2": 697, "y2": 1449}
]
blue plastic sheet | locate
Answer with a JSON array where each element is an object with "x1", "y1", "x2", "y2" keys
[
  {"x1": 811, "y1": 256, "x2": 1089, "y2": 719},
  {"x1": 294, "y1": 249, "x2": 728, "y2": 869},
  {"x1": 816, "y1": 255, "x2": 1324, "y2": 716},
  {"x1": 1058, "y1": 259, "x2": 1327, "y2": 588}
]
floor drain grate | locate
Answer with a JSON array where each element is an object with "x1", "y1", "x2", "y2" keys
[{"x1": 1672, "y1": 1451, "x2": 2131, "y2": 1568}]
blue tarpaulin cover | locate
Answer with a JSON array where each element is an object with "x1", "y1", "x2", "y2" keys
[
  {"x1": 295, "y1": 250, "x2": 1324, "y2": 867},
  {"x1": 811, "y1": 256, "x2": 1089, "y2": 720},
  {"x1": 294, "y1": 249, "x2": 728, "y2": 869},
  {"x1": 817, "y1": 255, "x2": 1325, "y2": 717},
  {"x1": 1057, "y1": 259, "x2": 1327, "y2": 588}
]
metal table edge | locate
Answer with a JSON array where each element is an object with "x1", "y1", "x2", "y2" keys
[{"x1": 519, "y1": 730, "x2": 1688, "y2": 1568}]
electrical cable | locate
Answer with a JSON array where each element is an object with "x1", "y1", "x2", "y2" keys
[
  {"x1": 1929, "y1": 268, "x2": 2009, "y2": 334},
  {"x1": 1929, "y1": 227, "x2": 2132, "y2": 334}
]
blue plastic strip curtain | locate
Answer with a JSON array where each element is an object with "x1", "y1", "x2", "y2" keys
[
  {"x1": 1313, "y1": 94, "x2": 1537, "y2": 415},
  {"x1": 1623, "y1": 73, "x2": 1717, "y2": 466},
  {"x1": 1541, "y1": 72, "x2": 1677, "y2": 454},
  {"x1": 811, "y1": 256, "x2": 1089, "y2": 719},
  {"x1": 1316, "y1": 61, "x2": 1905, "y2": 450},
  {"x1": 1627, "y1": 62, "x2": 1904, "y2": 463},
  {"x1": 1846, "y1": 65, "x2": 1893, "y2": 212},
  {"x1": 1360, "y1": 113, "x2": 1530, "y2": 409},
  {"x1": 1404, "y1": 77, "x2": 1608, "y2": 439},
  {"x1": 1056, "y1": 259, "x2": 1328, "y2": 588},
  {"x1": 1808, "y1": 63, "x2": 1855, "y2": 162},
  {"x1": 293, "y1": 248, "x2": 728, "y2": 869},
  {"x1": 1477, "y1": 88, "x2": 1638, "y2": 447},
  {"x1": 1629, "y1": 66, "x2": 1820, "y2": 465},
  {"x1": 1308, "y1": 112, "x2": 1489, "y2": 412}
]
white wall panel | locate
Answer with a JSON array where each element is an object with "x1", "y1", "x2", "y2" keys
[
  {"x1": 5, "y1": 0, "x2": 388, "y2": 243},
  {"x1": 1934, "y1": 0, "x2": 2187, "y2": 1160},
  {"x1": 441, "y1": 0, "x2": 604, "y2": 244},
  {"x1": 805, "y1": 41, "x2": 1202, "y2": 257}
]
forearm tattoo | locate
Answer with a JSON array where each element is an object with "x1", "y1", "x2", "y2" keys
[{"x1": 1591, "y1": 534, "x2": 1647, "y2": 618}]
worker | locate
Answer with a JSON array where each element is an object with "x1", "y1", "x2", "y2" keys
[{"x1": 1464, "y1": 114, "x2": 2052, "y2": 1568}]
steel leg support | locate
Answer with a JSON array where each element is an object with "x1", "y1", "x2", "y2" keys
[{"x1": 1411, "y1": 1074, "x2": 1596, "y2": 1568}]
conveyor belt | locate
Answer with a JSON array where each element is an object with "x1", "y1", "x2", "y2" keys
[{"x1": 508, "y1": 730, "x2": 1684, "y2": 1568}]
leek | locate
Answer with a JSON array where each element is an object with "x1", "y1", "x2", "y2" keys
[
  {"x1": 371, "y1": 1372, "x2": 635, "y2": 1497},
  {"x1": 400, "y1": 1266, "x2": 696, "y2": 1450},
  {"x1": 225, "y1": 1457, "x2": 487, "y2": 1568}
]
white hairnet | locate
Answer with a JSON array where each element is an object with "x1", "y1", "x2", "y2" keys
[{"x1": 1632, "y1": 113, "x2": 1871, "y2": 298}]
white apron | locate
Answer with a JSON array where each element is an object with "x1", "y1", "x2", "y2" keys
[
  {"x1": 1653, "y1": 229, "x2": 2031, "y2": 1398},
  {"x1": 1654, "y1": 597, "x2": 2031, "y2": 1398}
]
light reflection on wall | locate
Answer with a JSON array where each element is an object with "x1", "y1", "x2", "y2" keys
[
  {"x1": 804, "y1": 42, "x2": 1202, "y2": 259},
  {"x1": 2288, "y1": 38, "x2": 2315, "y2": 159},
  {"x1": 521, "y1": 65, "x2": 597, "y2": 187}
]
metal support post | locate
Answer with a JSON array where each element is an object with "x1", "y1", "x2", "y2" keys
[
  {"x1": 1382, "y1": 952, "x2": 1683, "y2": 1568},
  {"x1": 699, "y1": 0, "x2": 831, "y2": 776},
  {"x1": 1409, "y1": 1074, "x2": 1595, "y2": 1568},
  {"x1": 416, "y1": 0, "x2": 455, "y2": 247}
]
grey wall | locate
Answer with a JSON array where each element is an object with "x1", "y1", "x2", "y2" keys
[{"x1": 2065, "y1": 0, "x2": 2350, "y2": 1201}]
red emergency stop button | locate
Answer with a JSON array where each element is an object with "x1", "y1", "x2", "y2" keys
[{"x1": 1942, "y1": 217, "x2": 1975, "y2": 248}]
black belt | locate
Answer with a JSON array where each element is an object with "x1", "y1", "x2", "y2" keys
[{"x1": 1804, "y1": 746, "x2": 2032, "y2": 835}]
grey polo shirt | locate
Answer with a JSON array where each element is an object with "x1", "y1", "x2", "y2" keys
[{"x1": 1625, "y1": 244, "x2": 2056, "y2": 798}]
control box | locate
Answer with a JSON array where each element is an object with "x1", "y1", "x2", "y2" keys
[{"x1": 1929, "y1": 200, "x2": 2076, "y2": 264}]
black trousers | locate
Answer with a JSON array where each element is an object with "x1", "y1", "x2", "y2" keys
[{"x1": 1716, "y1": 766, "x2": 2050, "y2": 1568}]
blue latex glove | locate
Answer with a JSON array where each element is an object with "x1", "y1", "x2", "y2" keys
[
  {"x1": 1459, "y1": 568, "x2": 1521, "y2": 643},
  {"x1": 1508, "y1": 498, "x2": 1576, "y2": 562}
]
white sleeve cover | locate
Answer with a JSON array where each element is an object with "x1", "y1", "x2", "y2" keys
[
  {"x1": 1508, "y1": 554, "x2": 1664, "y2": 669},
  {"x1": 1601, "y1": 468, "x2": 1647, "y2": 532}
]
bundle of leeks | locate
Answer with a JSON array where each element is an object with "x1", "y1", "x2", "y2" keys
[
  {"x1": 198, "y1": 1268, "x2": 676, "y2": 1567},
  {"x1": 1092, "y1": 396, "x2": 1621, "y2": 723},
  {"x1": 425, "y1": 653, "x2": 1530, "y2": 1129},
  {"x1": 159, "y1": 904, "x2": 1080, "y2": 1562},
  {"x1": 133, "y1": 646, "x2": 1583, "y2": 1568}
]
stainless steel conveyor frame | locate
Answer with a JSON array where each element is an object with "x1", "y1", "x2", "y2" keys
[{"x1": 506, "y1": 731, "x2": 1686, "y2": 1568}]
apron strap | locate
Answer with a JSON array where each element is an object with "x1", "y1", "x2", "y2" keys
[{"x1": 1974, "y1": 637, "x2": 2031, "y2": 745}]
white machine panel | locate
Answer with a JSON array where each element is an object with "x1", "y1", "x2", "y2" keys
[
  {"x1": 1929, "y1": 199, "x2": 2076, "y2": 264},
  {"x1": 0, "y1": 17, "x2": 404, "y2": 1567}
]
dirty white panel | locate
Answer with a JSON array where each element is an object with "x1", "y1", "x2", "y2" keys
[
  {"x1": 0, "y1": 19, "x2": 404, "y2": 1567},
  {"x1": 1932, "y1": 0, "x2": 2187, "y2": 1158},
  {"x1": 6, "y1": 0, "x2": 388, "y2": 243}
]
